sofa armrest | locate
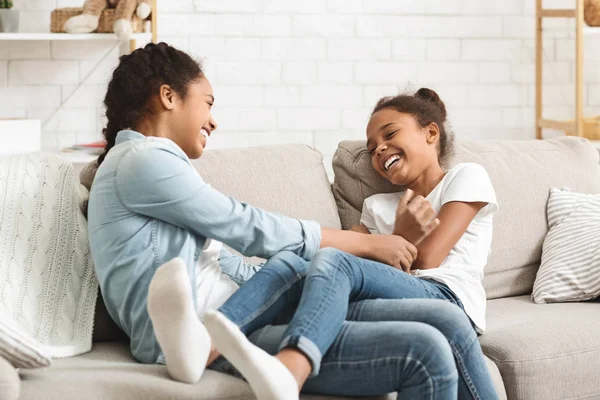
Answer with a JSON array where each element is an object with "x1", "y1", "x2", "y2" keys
[{"x1": 0, "y1": 355, "x2": 20, "y2": 400}]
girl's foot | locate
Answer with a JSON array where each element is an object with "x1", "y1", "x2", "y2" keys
[
  {"x1": 147, "y1": 258, "x2": 211, "y2": 383},
  {"x1": 204, "y1": 310, "x2": 299, "y2": 400}
]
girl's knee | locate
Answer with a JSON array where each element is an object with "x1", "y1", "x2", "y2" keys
[
  {"x1": 418, "y1": 324, "x2": 454, "y2": 358},
  {"x1": 266, "y1": 251, "x2": 308, "y2": 275},
  {"x1": 314, "y1": 247, "x2": 345, "y2": 262},
  {"x1": 431, "y1": 301, "x2": 475, "y2": 338},
  {"x1": 309, "y1": 247, "x2": 353, "y2": 276},
  {"x1": 270, "y1": 250, "x2": 304, "y2": 265}
]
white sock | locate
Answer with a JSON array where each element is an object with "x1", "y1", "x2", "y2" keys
[
  {"x1": 204, "y1": 310, "x2": 299, "y2": 400},
  {"x1": 147, "y1": 257, "x2": 210, "y2": 384}
]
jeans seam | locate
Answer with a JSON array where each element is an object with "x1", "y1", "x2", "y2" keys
[
  {"x1": 235, "y1": 271, "x2": 303, "y2": 330},
  {"x1": 448, "y1": 336, "x2": 481, "y2": 400},
  {"x1": 221, "y1": 271, "x2": 245, "y2": 287}
]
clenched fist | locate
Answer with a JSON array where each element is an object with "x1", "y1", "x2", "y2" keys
[
  {"x1": 393, "y1": 189, "x2": 440, "y2": 245},
  {"x1": 366, "y1": 234, "x2": 418, "y2": 272}
]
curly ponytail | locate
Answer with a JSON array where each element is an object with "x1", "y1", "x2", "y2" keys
[{"x1": 97, "y1": 42, "x2": 204, "y2": 166}]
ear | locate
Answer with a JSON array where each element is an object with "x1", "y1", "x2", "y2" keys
[
  {"x1": 426, "y1": 122, "x2": 440, "y2": 145},
  {"x1": 158, "y1": 84, "x2": 176, "y2": 111}
]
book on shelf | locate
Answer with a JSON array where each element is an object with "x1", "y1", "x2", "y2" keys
[
  {"x1": 61, "y1": 140, "x2": 106, "y2": 155},
  {"x1": 59, "y1": 140, "x2": 105, "y2": 163}
]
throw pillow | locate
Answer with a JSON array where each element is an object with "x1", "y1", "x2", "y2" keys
[
  {"x1": 532, "y1": 187, "x2": 600, "y2": 303},
  {"x1": 0, "y1": 153, "x2": 98, "y2": 361},
  {"x1": 0, "y1": 316, "x2": 51, "y2": 369}
]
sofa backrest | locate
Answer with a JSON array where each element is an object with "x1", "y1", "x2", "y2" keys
[
  {"x1": 332, "y1": 137, "x2": 600, "y2": 299},
  {"x1": 192, "y1": 144, "x2": 341, "y2": 229}
]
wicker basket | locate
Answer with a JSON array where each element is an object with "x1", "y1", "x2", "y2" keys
[
  {"x1": 51, "y1": 7, "x2": 143, "y2": 33},
  {"x1": 585, "y1": 0, "x2": 600, "y2": 27}
]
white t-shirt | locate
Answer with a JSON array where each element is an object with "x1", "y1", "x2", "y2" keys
[
  {"x1": 194, "y1": 239, "x2": 239, "y2": 320},
  {"x1": 360, "y1": 163, "x2": 498, "y2": 333}
]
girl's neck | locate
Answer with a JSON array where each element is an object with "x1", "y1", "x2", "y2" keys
[
  {"x1": 407, "y1": 163, "x2": 446, "y2": 198},
  {"x1": 133, "y1": 117, "x2": 170, "y2": 139}
]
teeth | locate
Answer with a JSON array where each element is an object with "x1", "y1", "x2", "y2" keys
[
  {"x1": 384, "y1": 154, "x2": 400, "y2": 171},
  {"x1": 201, "y1": 129, "x2": 209, "y2": 140}
]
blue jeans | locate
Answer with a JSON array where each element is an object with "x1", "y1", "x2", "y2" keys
[{"x1": 217, "y1": 250, "x2": 498, "y2": 400}]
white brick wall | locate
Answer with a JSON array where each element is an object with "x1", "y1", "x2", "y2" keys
[{"x1": 1, "y1": 0, "x2": 598, "y2": 179}]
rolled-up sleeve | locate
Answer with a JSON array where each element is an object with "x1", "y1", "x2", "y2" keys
[
  {"x1": 218, "y1": 247, "x2": 264, "y2": 286},
  {"x1": 114, "y1": 146, "x2": 321, "y2": 261}
]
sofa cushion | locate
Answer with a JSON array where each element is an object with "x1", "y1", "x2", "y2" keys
[
  {"x1": 194, "y1": 144, "x2": 341, "y2": 229},
  {"x1": 18, "y1": 342, "x2": 393, "y2": 400},
  {"x1": 532, "y1": 187, "x2": 600, "y2": 303},
  {"x1": 481, "y1": 296, "x2": 600, "y2": 400},
  {"x1": 80, "y1": 144, "x2": 341, "y2": 230},
  {"x1": 332, "y1": 137, "x2": 600, "y2": 299},
  {"x1": 17, "y1": 340, "x2": 507, "y2": 400}
]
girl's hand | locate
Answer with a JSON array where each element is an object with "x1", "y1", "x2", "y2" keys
[
  {"x1": 365, "y1": 234, "x2": 418, "y2": 272},
  {"x1": 393, "y1": 189, "x2": 440, "y2": 245}
]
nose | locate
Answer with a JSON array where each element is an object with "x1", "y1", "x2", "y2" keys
[
  {"x1": 376, "y1": 144, "x2": 387, "y2": 156},
  {"x1": 209, "y1": 117, "x2": 217, "y2": 133}
]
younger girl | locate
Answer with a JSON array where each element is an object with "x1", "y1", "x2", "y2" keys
[{"x1": 151, "y1": 89, "x2": 499, "y2": 399}]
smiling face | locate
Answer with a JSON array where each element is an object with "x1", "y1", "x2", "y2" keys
[
  {"x1": 366, "y1": 108, "x2": 441, "y2": 186},
  {"x1": 165, "y1": 77, "x2": 217, "y2": 159}
]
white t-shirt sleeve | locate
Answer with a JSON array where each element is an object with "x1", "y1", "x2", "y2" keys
[
  {"x1": 359, "y1": 198, "x2": 378, "y2": 234},
  {"x1": 442, "y1": 163, "x2": 499, "y2": 218}
]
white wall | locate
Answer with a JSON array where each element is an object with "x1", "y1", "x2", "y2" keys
[{"x1": 3, "y1": 0, "x2": 600, "y2": 176}]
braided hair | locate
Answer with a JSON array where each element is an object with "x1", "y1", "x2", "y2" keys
[{"x1": 98, "y1": 42, "x2": 204, "y2": 165}]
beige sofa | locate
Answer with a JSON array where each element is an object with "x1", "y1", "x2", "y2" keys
[{"x1": 2, "y1": 136, "x2": 600, "y2": 400}]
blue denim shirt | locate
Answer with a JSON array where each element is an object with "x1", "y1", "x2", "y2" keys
[{"x1": 87, "y1": 130, "x2": 321, "y2": 364}]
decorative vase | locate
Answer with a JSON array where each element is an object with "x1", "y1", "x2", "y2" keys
[{"x1": 0, "y1": 9, "x2": 19, "y2": 32}]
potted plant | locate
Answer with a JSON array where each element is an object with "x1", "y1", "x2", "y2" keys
[{"x1": 0, "y1": 0, "x2": 18, "y2": 33}]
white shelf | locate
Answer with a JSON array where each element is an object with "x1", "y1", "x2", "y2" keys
[
  {"x1": 0, "y1": 32, "x2": 151, "y2": 41},
  {"x1": 584, "y1": 26, "x2": 600, "y2": 35}
]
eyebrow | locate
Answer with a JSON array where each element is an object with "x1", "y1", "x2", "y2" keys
[
  {"x1": 367, "y1": 122, "x2": 396, "y2": 148},
  {"x1": 380, "y1": 122, "x2": 395, "y2": 131}
]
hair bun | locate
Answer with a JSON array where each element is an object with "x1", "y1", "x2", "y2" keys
[{"x1": 414, "y1": 88, "x2": 447, "y2": 121}]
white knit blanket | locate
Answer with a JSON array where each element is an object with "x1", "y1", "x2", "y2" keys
[{"x1": 0, "y1": 153, "x2": 98, "y2": 358}]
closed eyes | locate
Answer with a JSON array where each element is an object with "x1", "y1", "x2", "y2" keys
[{"x1": 368, "y1": 130, "x2": 399, "y2": 154}]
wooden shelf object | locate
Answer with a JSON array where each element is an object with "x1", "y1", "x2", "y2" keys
[
  {"x1": 0, "y1": 0, "x2": 159, "y2": 157},
  {"x1": 535, "y1": 0, "x2": 600, "y2": 139},
  {"x1": 0, "y1": 32, "x2": 151, "y2": 41},
  {"x1": 0, "y1": 0, "x2": 157, "y2": 53}
]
